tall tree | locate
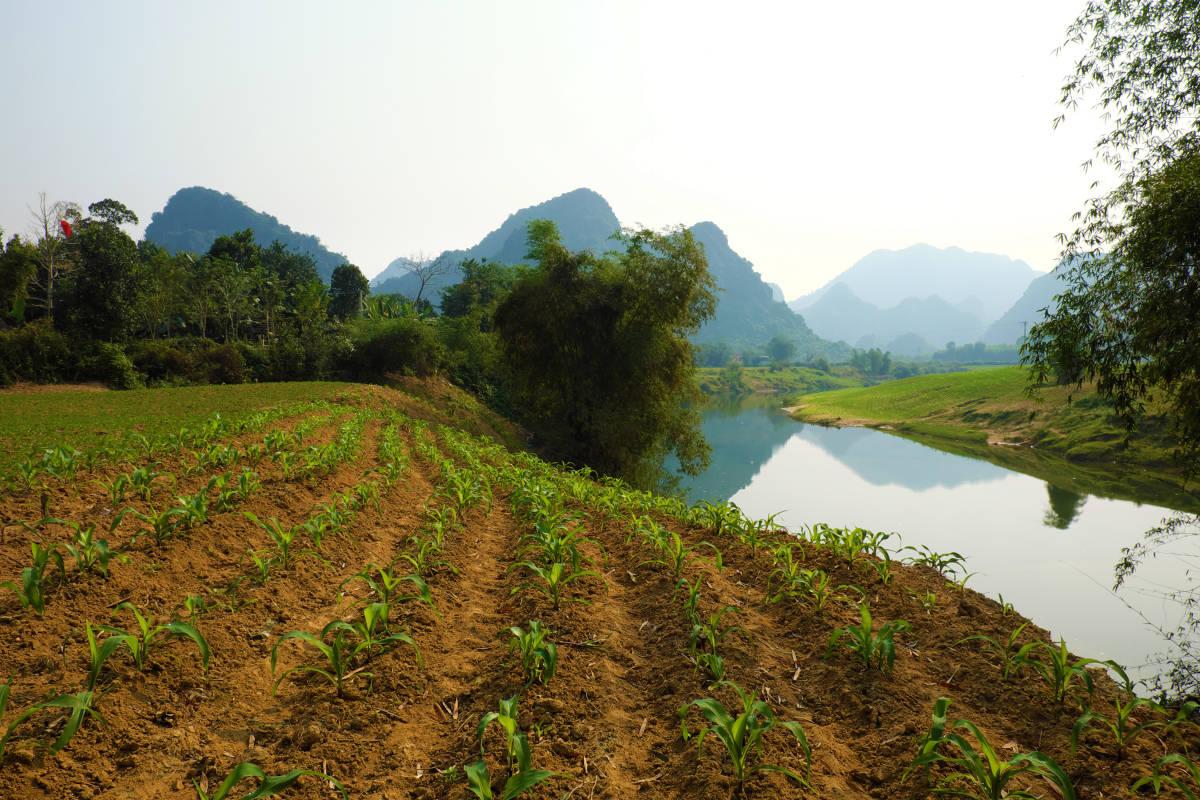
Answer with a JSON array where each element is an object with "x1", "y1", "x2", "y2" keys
[
  {"x1": 62, "y1": 202, "x2": 143, "y2": 340},
  {"x1": 0, "y1": 235, "x2": 38, "y2": 325},
  {"x1": 25, "y1": 193, "x2": 81, "y2": 323},
  {"x1": 494, "y1": 220, "x2": 715, "y2": 486},
  {"x1": 401, "y1": 251, "x2": 453, "y2": 306},
  {"x1": 1026, "y1": 0, "x2": 1200, "y2": 467},
  {"x1": 329, "y1": 263, "x2": 370, "y2": 320}
]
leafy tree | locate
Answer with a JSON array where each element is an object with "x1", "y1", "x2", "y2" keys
[
  {"x1": 440, "y1": 259, "x2": 516, "y2": 320},
  {"x1": 766, "y1": 335, "x2": 796, "y2": 369},
  {"x1": 1026, "y1": 0, "x2": 1200, "y2": 466},
  {"x1": 135, "y1": 242, "x2": 190, "y2": 338},
  {"x1": 1026, "y1": 145, "x2": 1200, "y2": 463},
  {"x1": 494, "y1": 220, "x2": 715, "y2": 486},
  {"x1": 87, "y1": 199, "x2": 138, "y2": 227},
  {"x1": 64, "y1": 212, "x2": 142, "y2": 340},
  {"x1": 329, "y1": 263, "x2": 370, "y2": 320},
  {"x1": 0, "y1": 235, "x2": 38, "y2": 324}
]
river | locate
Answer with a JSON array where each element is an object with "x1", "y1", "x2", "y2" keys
[{"x1": 673, "y1": 398, "x2": 1198, "y2": 684}]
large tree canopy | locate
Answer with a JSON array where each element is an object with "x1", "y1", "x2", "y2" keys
[
  {"x1": 494, "y1": 219, "x2": 715, "y2": 487},
  {"x1": 1026, "y1": 0, "x2": 1200, "y2": 469}
]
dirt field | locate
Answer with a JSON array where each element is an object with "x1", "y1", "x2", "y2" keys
[{"x1": 0, "y1": 383, "x2": 1194, "y2": 799}]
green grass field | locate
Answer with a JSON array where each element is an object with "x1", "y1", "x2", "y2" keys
[{"x1": 0, "y1": 382, "x2": 349, "y2": 469}]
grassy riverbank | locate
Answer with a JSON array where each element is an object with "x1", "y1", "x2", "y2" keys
[
  {"x1": 696, "y1": 365, "x2": 864, "y2": 396},
  {"x1": 789, "y1": 366, "x2": 1198, "y2": 509}
]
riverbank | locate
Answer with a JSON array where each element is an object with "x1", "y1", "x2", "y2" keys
[
  {"x1": 788, "y1": 366, "x2": 1199, "y2": 510},
  {"x1": 696, "y1": 364, "x2": 864, "y2": 396}
]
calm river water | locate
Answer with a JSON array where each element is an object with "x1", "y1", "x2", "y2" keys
[{"x1": 673, "y1": 399, "x2": 1198, "y2": 681}]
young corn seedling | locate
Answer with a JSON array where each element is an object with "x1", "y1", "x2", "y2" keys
[
  {"x1": 127, "y1": 466, "x2": 165, "y2": 500},
  {"x1": 677, "y1": 576, "x2": 703, "y2": 624},
  {"x1": 175, "y1": 490, "x2": 210, "y2": 529},
  {"x1": 465, "y1": 753, "x2": 555, "y2": 800},
  {"x1": 691, "y1": 500, "x2": 746, "y2": 537},
  {"x1": 478, "y1": 696, "x2": 531, "y2": 773},
  {"x1": 826, "y1": 603, "x2": 910, "y2": 673},
  {"x1": 907, "y1": 700, "x2": 1076, "y2": 800},
  {"x1": 695, "y1": 652, "x2": 727, "y2": 687},
  {"x1": 1134, "y1": 753, "x2": 1200, "y2": 798},
  {"x1": 400, "y1": 537, "x2": 454, "y2": 577},
  {"x1": 903, "y1": 544, "x2": 967, "y2": 577},
  {"x1": 470, "y1": 696, "x2": 556, "y2": 800},
  {"x1": 511, "y1": 561, "x2": 599, "y2": 610},
  {"x1": 118, "y1": 505, "x2": 186, "y2": 545},
  {"x1": 193, "y1": 762, "x2": 347, "y2": 800},
  {"x1": 96, "y1": 602, "x2": 211, "y2": 676},
  {"x1": 272, "y1": 617, "x2": 420, "y2": 697},
  {"x1": 640, "y1": 530, "x2": 692, "y2": 581},
  {"x1": 508, "y1": 621, "x2": 558, "y2": 686},
  {"x1": 689, "y1": 606, "x2": 746, "y2": 657},
  {"x1": 53, "y1": 519, "x2": 116, "y2": 577},
  {"x1": 957, "y1": 623, "x2": 1037, "y2": 681},
  {"x1": 244, "y1": 513, "x2": 311, "y2": 569},
  {"x1": 0, "y1": 690, "x2": 105, "y2": 759},
  {"x1": 246, "y1": 550, "x2": 274, "y2": 585},
  {"x1": 679, "y1": 681, "x2": 811, "y2": 789},
  {"x1": 1072, "y1": 661, "x2": 1193, "y2": 758},
  {"x1": 915, "y1": 591, "x2": 938, "y2": 615},
  {"x1": 181, "y1": 593, "x2": 207, "y2": 625},
  {"x1": 344, "y1": 564, "x2": 436, "y2": 612},
  {"x1": 1, "y1": 541, "x2": 65, "y2": 614},
  {"x1": 343, "y1": 601, "x2": 419, "y2": 661},
  {"x1": 1028, "y1": 638, "x2": 1096, "y2": 705},
  {"x1": 97, "y1": 473, "x2": 132, "y2": 505}
]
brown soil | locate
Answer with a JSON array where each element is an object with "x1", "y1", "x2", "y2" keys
[{"x1": 0, "y1": 383, "x2": 1194, "y2": 799}]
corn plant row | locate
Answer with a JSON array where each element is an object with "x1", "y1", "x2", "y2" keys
[
  {"x1": 3, "y1": 410, "x2": 384, "y2": 618},
  {"x1": 4, "y1": 399, "x2": 338, "y2": 495}
]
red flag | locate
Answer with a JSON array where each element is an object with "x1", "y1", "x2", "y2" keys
[{"x1": 59, "y1": 219, "x2": 73, "y2": 238}]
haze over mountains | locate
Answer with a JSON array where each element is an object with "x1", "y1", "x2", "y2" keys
[{"x1": 790, "y1": 245, "x2": 1049, "y2": 353}]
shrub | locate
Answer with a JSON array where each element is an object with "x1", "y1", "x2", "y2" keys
[
  {"x1": 347, "y1": 317, "x2": 445, "y2": 379},
  {"x1": 0, "y1": 321, "x2": 74, "y2": 384}
]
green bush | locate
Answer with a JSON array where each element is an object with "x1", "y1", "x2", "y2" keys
[
  {"x1": 0, "y1": 321, "x2": 74, "y2": 384},
  {"x1": 86, "y1": 343, "x2": 142, "y2": 389},
  {"x1": 347, "y1": 317, "x2": 444, "y2": 379}
]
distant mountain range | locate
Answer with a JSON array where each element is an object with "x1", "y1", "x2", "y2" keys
[
  {"x1": 371, "y1": 188, "x2": 621, "y2": 298},
  {"x1": 791, "y1": 245, "x2": 1040, "y2": 322},
  {"x1": 789, "y1": 244, "x2": 1049, "y2": 355},
  {"x1": 375, "y1": 188, "x2": 830, "y2": 353},
  {"x1": 801, "y1": 283, "x2": 984, "y2": 355},
  {"x1": 144, "y1": 187, "x2": 350, "y2": 281},
  {"x1": 981, "y1": 267, "x2": 1068, "y2": 345}
]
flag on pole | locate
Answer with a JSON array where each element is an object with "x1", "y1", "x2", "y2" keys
[{"x1": 59, "y1": 219, "x2": 73, "y2": 238}]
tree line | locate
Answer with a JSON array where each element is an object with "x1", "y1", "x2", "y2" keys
[{"x1": 1, "y1": 201, "x2": 715, "y2": 487}]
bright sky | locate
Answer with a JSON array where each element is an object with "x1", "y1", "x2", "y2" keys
[{"x1": 1, "y1": 0, "x2": 1106, "y2": 298}]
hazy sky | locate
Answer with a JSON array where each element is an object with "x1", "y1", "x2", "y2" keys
[{"x1": 1, "y1": 1, "x2": 1107, "y2": 297}]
